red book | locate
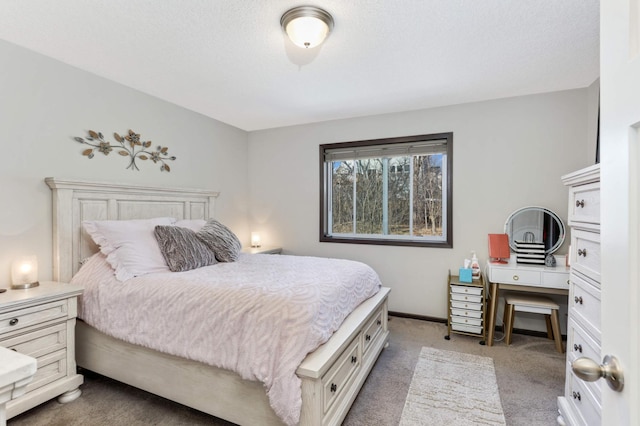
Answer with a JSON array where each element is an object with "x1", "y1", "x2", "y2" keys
[{"x1": 488, "y1": 234, "x2": 510, "y2": 264}]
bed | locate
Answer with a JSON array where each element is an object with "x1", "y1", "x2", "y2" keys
[{"x1": 46, "y1": 177, "x2": 390, "y2": 426}]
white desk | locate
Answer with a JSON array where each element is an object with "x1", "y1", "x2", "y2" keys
[{"x1": 485, "y1": 257, "x2": 570, "y2": 346}]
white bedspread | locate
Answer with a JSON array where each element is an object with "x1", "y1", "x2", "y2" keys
[{"x1": 71, "y1": 253, "x2": 382, "y2": 425}]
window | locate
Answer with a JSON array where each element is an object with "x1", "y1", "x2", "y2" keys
[{"x1": 319, "y1": 132, "x2": 453, "y2": 248}]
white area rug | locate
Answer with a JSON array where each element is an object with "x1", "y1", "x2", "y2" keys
[{"x1": 400, "y1": 347, "x2": 506, "y2": 426}]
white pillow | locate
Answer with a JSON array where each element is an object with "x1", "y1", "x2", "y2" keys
[
  {"x1": 83, "y1": 217, "x2": 176, "y2": 281},
  {"x1": 174, "y1": 219, "x2": 207, "y2": 232}
]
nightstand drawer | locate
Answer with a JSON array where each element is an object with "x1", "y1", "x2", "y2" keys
[
  {"x1": 0, "y1": 300, "x2": 68, "y2": 335},
  {"x1": 26, "y1": 349, "x2": 68, "y2": 393},
  {"x1": 0, "y1": 322, "x2": 67, "y2": 358}
]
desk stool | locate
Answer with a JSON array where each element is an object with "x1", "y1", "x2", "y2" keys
[{"x1": 503, "y1": 293, "x2": 564, "y2": 353}]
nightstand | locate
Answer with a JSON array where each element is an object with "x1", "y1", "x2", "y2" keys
[
  {"x1": 0, "y1": 281, "x2": 83, "y2": 419},
  {"x1": 0, "y1": 347, "x2": 36, "y2": 426},
  {"x1": 242, "y1": 246, "x2": 283, "y2": 255}
]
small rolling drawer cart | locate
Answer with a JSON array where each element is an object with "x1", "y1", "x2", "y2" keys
[{"x1": 445, "y1": 270, "x2": 487, "y2": 345}]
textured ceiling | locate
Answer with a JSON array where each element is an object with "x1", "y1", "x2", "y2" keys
[{"x1": 0, "y1": 1, "x2": 599, "y2": 131}]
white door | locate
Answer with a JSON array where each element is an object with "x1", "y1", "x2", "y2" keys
[{"x1": 600, "y1": 1, "x2": 640, "y2": 424}]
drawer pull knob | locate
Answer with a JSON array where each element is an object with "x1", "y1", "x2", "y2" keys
[
  {"x1": 577, "y1": 248, "x2": 587, "y2": 257},
  {"x1": 512, "y1": 275, "x2": 519, "y2": 281},
  {"x1": 576, "y1": 200, "x2": 585, "y2": 208},
  {"x1": 9, "y1": 318, "x2": 18, "y2": 326},
  {"x1": 365, "y1": 334, "x2": 371, "y2": 341},
  {"x1": 574, "y1": 296, "x2": 583, "y2": 305},
  {"x1": 572, "y1": 391, "x2": 581, "y2": 401},
  {"x1": 11, "y1": 348, "x2": 17, "y2": 352},
  {"x1": 351, "y1": 355, "x2": 357, "y2": 364},
  {"x1": 330, "y1": 383, "x2": 337, "y2": 393},
  {"x1": 574, "y1": 344, "x2": 583, "y2": 353},
  {"x1": 376, "y1": 319, "x2": 381, "y2": 326}
]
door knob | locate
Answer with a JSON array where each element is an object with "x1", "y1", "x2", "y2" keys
[{"x1": 572, "y1": 355, "x2": 624, "y2": 392}]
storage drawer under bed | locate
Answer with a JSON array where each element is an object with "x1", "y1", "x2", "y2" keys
[{"x1": 322, "y1": 336, "x2": 361, "y2": 413}]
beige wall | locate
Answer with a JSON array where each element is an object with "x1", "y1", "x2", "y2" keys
[
  {"x1": 1, "y1": 38, "x2": 600, "y2": 333},
  {"x1": 248, "y1": 89, "x2": 596, "y2": 330},
  {"x1": 0, "y1": 40, "x2": 250, "y2": 284}
]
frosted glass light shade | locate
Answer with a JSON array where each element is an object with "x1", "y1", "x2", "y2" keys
[
  {"x1": 281, "y1": 6, "x2": 334, "y2": 49},
  {"x1": 251, "y1": 232, "x2": 262, "y2": 248},
  {"x1": 11, "y1": 255, "x2": 39, "y2": 289}
]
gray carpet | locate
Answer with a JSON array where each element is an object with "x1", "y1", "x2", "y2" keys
[
  {"x1": 399, "y1": 347, "x2": 505, "y2": 425},
  {"x1": 8, "y1": 317, "x2": 565, "y2": 425}
]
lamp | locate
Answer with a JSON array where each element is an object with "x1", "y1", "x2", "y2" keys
[
  {"x1": 488, "y1": 234, "x2": 511, "y2": 264},
  {"x1": 280, "y1": 6, "x2": 334, "y2": 49},
  {"x1": 11, "y1": 255, "x2": 39, "y2": 289},
  {"x1": 251, "y1": 232, "x2": 262, "y2": 248}
]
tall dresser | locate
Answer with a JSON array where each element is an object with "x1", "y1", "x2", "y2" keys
[{"x1": 557, "y1": 164, "x2": 601, "y2": 425}]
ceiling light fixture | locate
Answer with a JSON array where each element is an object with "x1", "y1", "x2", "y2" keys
[{"x1": 280, "y1": 6, "x2": 334, "y2": 49}]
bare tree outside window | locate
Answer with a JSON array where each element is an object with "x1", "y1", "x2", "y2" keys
[{"x1": 320, "y1": 133, "x2": 452, "y2": 248}]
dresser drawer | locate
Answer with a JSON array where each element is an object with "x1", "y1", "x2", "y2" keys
[
  {"x1": 450, "y1": 285, "x2": 482, "y2": 296},
  {"x1": 490, "y1": 268, "x2": 541, "y2": 286},
  {"x1": 322, "y1": 337, "x2": 360, "y2": 413},
  {"x1": 451, "y1": 300, "x2": 482, "y2": 311},
  {"x1": 571, "y1": 230, "x2": 600, "y2": 284},
  {"x1": 450, "y1": 293, "x2": 483, "y2": 304},
  {"x1": 450, "y1": 308, "x2": 482, "y2": 319},
  {"x1": 568, "y1": 181, "x2": 600, "y2": 227},
  {"x1": 0, "y1": 300, "x2": 69, "y2": 335},
  {"x1": 0, "y1": 322, "x2": 67, "y2": 359},
  {"x1": 570, "y1": 273, "x2": 601, "y2": 336},
  {"x1": 566, "y1": 317, "x2": 602, "y2": 400},
  {"x1": 362, "y1": 309, "x2": 383, "y2": 354},
  {"x1": 566, "y1": 365, "x2": 601, "y2": 426}
]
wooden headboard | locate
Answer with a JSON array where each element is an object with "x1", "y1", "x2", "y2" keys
[{"x1": 45, "y1": 177, "x2": 219, "y2": 283}]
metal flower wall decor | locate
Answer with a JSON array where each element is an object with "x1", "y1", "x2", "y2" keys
[{"x1": 74, "y1": 129, "x2": 176, "y2": 172}]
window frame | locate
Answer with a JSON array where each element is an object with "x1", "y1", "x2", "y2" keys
[{"x1": 319, "y1": 132, "x2": 453, "y2": 248}]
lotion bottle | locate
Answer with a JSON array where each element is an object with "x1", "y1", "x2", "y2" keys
[{"x1": 470, "y1": 251, "x2": 481, "y2": 280}]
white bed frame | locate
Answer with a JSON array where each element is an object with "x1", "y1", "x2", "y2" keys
[{"x1": 46, "y1": 177, "x2": 390, "y2": 426}]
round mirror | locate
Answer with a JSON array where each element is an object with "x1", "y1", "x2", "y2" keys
[{"x1": 504, "y1": 206, "x2": 565, "y2": 255}]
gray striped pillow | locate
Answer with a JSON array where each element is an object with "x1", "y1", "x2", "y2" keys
[
  {"x1": 196, "y1": 219, "x2": 242, "y2": 262},
  {"x1": 154, "y1": 225, "x2": 218, "y2": 272}
]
